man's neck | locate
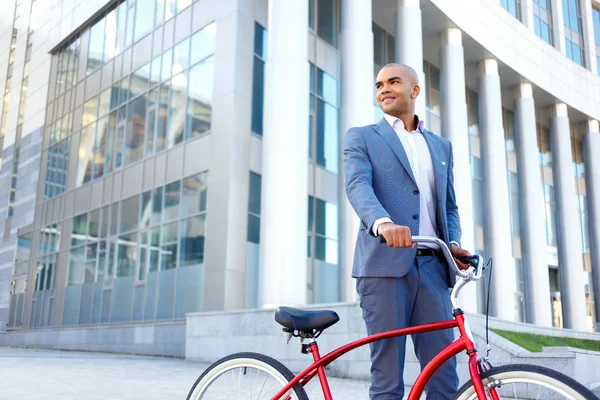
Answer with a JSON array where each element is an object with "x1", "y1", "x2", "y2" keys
[{"x1": 399, "y1": 115, "x2": 416, "y2": 132}]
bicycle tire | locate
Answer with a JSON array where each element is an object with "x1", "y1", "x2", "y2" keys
[
  {"x1": 452, "y1": 363, "x2": 598, "y2": 400},
  {"x1": 186, "y1": 352, "x2": 309, "y2": 400}
]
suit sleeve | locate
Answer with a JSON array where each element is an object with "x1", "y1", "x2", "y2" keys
[
  {"x1": 343, "y1": 127, "x2": 390, "y2": 236},
  {"x1": 446, "y1": 142, "x2": 463, "y2": 247}
]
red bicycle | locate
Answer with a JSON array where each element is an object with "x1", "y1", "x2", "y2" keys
[{"x1": 186, "y1": 236, "x2": 597, "y2": 400}]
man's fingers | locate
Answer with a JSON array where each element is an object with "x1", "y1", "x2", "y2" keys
[{"x1": 454, "y1": 257, "x2": 469, "y2": 270}]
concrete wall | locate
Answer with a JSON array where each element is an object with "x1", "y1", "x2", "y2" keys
[
  {"x1": 186, "y1": 302, "x2": 600, "y2": 390},
  {"x1": 0, "y1": 320, "x2": 186, "y2": 357}
]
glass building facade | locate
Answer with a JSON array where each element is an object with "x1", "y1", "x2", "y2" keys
[{"x1": 1, "y1": 0, "x2": 600, "y2": 343}]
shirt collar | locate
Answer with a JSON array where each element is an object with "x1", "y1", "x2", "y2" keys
[{"x1": 383, "y1": 113, "x2": 425, "y2": 133}]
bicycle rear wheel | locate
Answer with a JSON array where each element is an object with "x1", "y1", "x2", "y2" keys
[
  {"x1": 452, "y1": 364, "x2": 598, "y2": 400},
  {"x1": 186, "y1": 352, "x2": 309, "y2": 400}
]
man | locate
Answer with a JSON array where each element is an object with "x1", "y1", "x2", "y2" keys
[{"x1": 343, "y1": 63, "x2": 471, "y2": 400}]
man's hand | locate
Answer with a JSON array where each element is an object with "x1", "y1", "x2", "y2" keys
[
  {"x1": 450, "y1": 243, "x2": 472, "y2": 270},
  {"x1": 378, "y1": 223, "x2": 416, "y2": 248}
]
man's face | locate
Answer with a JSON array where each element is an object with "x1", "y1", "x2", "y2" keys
[{"x1": 375, "y1": 65, "x2": 419, "y2": 117}]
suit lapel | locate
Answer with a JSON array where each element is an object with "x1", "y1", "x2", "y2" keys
[
  {"x1": 422, "y1": 130, "x2": 446, "y2": 205},
  {"x1": 374, "y1": 119, "x2": 417, "y2": 186}
]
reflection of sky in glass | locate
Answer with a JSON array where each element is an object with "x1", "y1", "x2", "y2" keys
[
  {"x1": 325, "y1": 202, "x2": 338, "y2": 239},
  {"x1": 325, "y1": 238, "x2": 338, "y2": 264},
  {"x1": 191, "y1": 23, "x2": 216, "y2": 65},
  {"x1": 324, "y1": 104, "x2": 338, "y2": 173},
  {"x1": 319, "y1": 71, "x2": 338, "y2": 107},
  {"x1": 188, "y1": 57, "x2": 214, "y2": 105}
]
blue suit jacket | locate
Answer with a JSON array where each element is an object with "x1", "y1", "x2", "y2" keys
[{"x1": 343, "y1": 118, "x2": 462, "y2": 286}]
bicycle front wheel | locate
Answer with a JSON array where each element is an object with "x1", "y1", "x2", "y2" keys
[
  {"x1": 186, "y1": 352, "x2": 309, "y2": 400},
  {"x1": 453, "y1": 364, "x2": 597, "y2": 400}
]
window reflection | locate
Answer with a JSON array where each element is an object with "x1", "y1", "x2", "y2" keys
[
  {"x1": 309, "y1": 64, "x2": 338, "y2": 173},
  {"x1": 63, "y1": 171, "x2": 208, "y2": 325}
]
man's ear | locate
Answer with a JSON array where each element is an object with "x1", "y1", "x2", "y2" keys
[{"x1": 411, "y1": 84, "x2": 420, "y2": 99}]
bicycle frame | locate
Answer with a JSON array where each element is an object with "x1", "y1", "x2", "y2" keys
[
  {"x1": 272, "y1": 237, "x2": 493, "y2": 400},
  {"x1": 272, "y1": 312, "x2": 488, "y2": 400}
]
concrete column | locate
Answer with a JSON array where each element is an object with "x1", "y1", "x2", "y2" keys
[
  {"x1": 520, "y1": 0, "x2": 535, "y2": 31},
  {"x1": 550, "y1": 0, "x2": 566, "y2": 54},
  {"x1": 581, "y1": 0, "x2": 598, "y2": 74},
  {"x1": 259, "y1": 0, "x2": 309, "y2": 308},
  {"x1": 202, "y1": 1, "x2": 255, "y2": 311},
  {"x1": 395, "y1": 0, "x2": 426, "y2": 120},
  {"x1": 549, "y1": 103, "x2": 587, "y2": 331},
  {"x1": 478, "y1": 59, "x2": 516, "y2": 321},
  {"x1": 583, "y1": 119, "x2": 600, "y2": 329},
  {"x1": 514, "y1": 83, "x2": 552, "y2": 327},
  {"x1": 339, "y1": 0, "x2": 374, "y2": 303},
  {"x1": 439, "y1": 28, "x2": 477, "y2": 313}
]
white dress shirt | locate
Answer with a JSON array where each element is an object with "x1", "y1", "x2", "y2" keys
[{"x1": 373, "y1": 114, "x2": 440, "y2": 249}]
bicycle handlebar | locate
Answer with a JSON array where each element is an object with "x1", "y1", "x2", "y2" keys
[{"x1": 379, "y1": 235, "x2": 484, "y2": 281}]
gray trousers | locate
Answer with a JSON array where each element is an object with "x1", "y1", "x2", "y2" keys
[{"x1": 356, "y1": 255, "x2": 459, "y2": 400}]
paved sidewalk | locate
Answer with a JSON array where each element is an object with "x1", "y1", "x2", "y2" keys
[{"x1": 0, "y1": 346, "x2": 379, "y2": 399}]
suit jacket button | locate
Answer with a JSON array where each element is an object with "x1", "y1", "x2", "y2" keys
[
  {"x1": 413, "y1": 189, "x2": 419, "y2": 195},
  {"x1": 413, "y1": 214, "x2": 419, "y2": 220}
]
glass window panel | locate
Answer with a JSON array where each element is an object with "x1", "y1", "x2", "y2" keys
[
  {"x1": 161, "y1": 49, "x2": 173, "y2": 81},
  {"x1": 247, "y1": 214, "x2": 260, "y2": 244},
  {"x1": 160, "y1": 221, "x2": 178, "y2": 270},
  {"x1": 138, "y1": 232, "x2": 148, "y2": 281},
  {"x1": 145, "y1": 105, "x2": 157, "y2": 154},
  {"x1": 309, "y1": 0, "x2": 315, "y2": 30},
  {"x1": 120, "y1": 195, "x2": 141, "y2": 233},
  {"x1": 92, "y1": 116, "x2": 108, "y2": 179},
  {"x1": 134, "y1": 0, "x2": 155, "y2": 42},
  {"x1": 72, "y1": 214, "x2": 88, "y2": 246},
  {"x1": 152, "y1": 187, "x2": 163, "y2": 226},
  {"x1": 155, "y1": 0, "x2": 165, "y2": 25},
  {"x1": 98, "y1": 88, "x2": 111, "y2": 117},
  {"x1": 316, "y1": 100, "x2": 338, "y2": 173},
  {"x1": 78, "y1": 122, "x2": 96, "y2": 186},
  {"x1": 179, "y1": 215, "x2": 206, "y2": 266},
  {"x1": 181, "y1": 173, "x2": 207, "y2": 217},
  {"x1": 248, "y1": 172, "x2": 261, "y2": 215},
  {"x1": 104, "y1": 10, "x2": 117, "y2": 61},
  {"x1": 125, "y1": 0, "x2": 136, "y2": 48},
  {"x1": 124, "y1": 96, "x2": 147, "y2": 165},
  {"x1": 156, "y1": 82, "x2": 170, "y2": 152},
  {"x1": 168, "y1": 72, "x2": 187, "y2": 147},
  {"x1": 150, "y1": 226, "x2": 161, "y2": 272},
  {"x1": 190, "y1": 23, "x2": 217, "y2": 65},
  {"x1": 251, "y1": 57, "x2": 265, "y2": 135},
  {"x1": 88, "y1": 209, "x2": 100, "y2": 240},
  {"x1": 163, "y1": 181, "x2": 181, "y2": 221},
  {"x1": 139, "y1": 191, "x2": 152, "y2": 228},
  {"x1": 373, "y1": 24, "x2": 385, "y2": 66},
  {"x1": 130, "y1": 63, "x2": 150, "y2": 99},
  {"x1": 87, "y1": 17, "x2": 105, "y2": 74},
  {"x1": 68, "y1": 246, "x2": 86, "y2": 285},
  {"x1": 254, "y1": 23, "x2": 267, "y2": 59},
  {"x1": 82, "y1": 96, "x2": 99, "y2": 127},
  {"x1": 116, "y1": 232, "x2": 137, "y2": 278},
  {"x1": 173, "y1": 38, "x2": 190, "y2": 74},
  {"x1": 103, "y1": 111, "x2": 117, "y2": 174},
  {"x1": 115, "y1": 2, "x2": 127, "y2": 55},
  {"x1": 593, "y1": 8, "x2": 600, "y2": 44},
  {"x1": 317, "y1": 69, "x2": 338, "y2": 107},
  {"x1": 308, "y1": 196, "x2": 314, "y2": 232},
  {"x1": 150, "y1": 55, "x2": 162, "y2": 87},
  {"x1": 100, "y1": 205, "x2": 109, "y2": 238},
  {"x1": 110, "y1": 203, "x2": 120, "y2": 236},
  {"x1": 317, "y1": 0, "x2": 338, "y2": 48},
  {"x1": 186, "y1": 57, "x2": 214, "y2": 139}
]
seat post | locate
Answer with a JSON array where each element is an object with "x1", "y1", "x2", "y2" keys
[{"x1": 308, "y1": 339, "x2": 333, "y2": 399}]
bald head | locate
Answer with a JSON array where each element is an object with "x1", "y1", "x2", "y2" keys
[
  {"x1": 374, "y1": 63, "x2": 420, "y2": 120},
  {"x1": 379, "y1": 63, "x2": 419, "y2": 85}
]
